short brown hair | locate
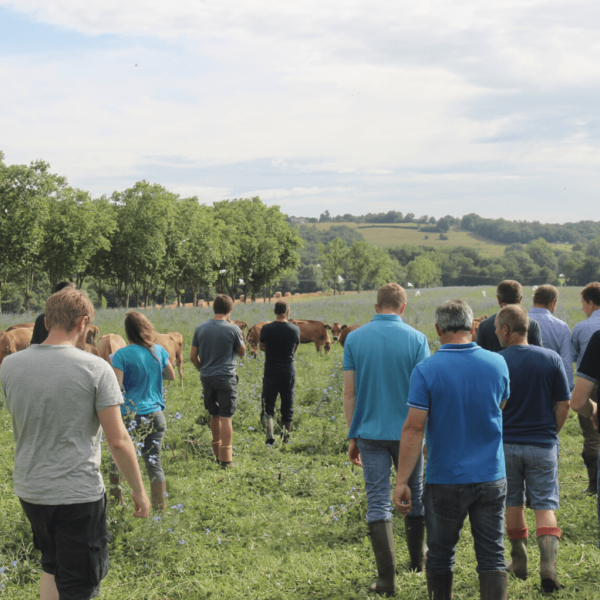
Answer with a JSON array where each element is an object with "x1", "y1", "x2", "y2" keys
[
  {"x1": 213, "y1": 294, "x2": 233, "y2": 315},
  {"x1": 533, "y1": 285, "x2": 558, "y2": 307},
  {"x1": 45, "y1": 288, "x2": 95, "y2": 332},
  {"x1": 274, "y1": 300, "x2": 289, "y2": 315},
  {"x1": 581, "y1": 282, "x2": 600, "y2": 306},
  {"x1": 497, "y1": 305, "x2": 529, "y2": 336},
  {"x1": 377, "y1": 283, "x2": 407, "y2": 310},
  {"x1": 497, "y1": 280, "x2": 522, "y2": 304}
]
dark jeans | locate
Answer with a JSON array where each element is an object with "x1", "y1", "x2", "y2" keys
[
  {"x1": 20, "y1": 494, "x2": 109, "y2": 599},
  {"x1": 424, "y1": 478, "x2": 507, "y2": 574},
  {"x1": 261, "y1": 375, "x2": 295, "y2": 421}
]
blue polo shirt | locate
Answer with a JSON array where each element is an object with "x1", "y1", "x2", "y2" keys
[
  {"x1": 408, "y1": 343, "x2": 510, "y2": 484},
  {"x1": 112, "y1": 344, "x2": 170, "y2": 416},
  {"x1": 343, "y1": 314, "x2": 429, "y2": 441}
]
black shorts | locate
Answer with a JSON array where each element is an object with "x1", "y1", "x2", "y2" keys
[
  {"x1": 20, "y1": 494, "x2": 109, "y2": 600},
  {"x1": 201, "y1": 375, "x2": 238, "y2": 417}
]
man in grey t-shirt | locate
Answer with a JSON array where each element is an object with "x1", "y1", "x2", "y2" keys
[
  {"x1": 190, "y1": 294, "x2": 245, "y2": 468},
  {"x1": 1, "y1": 288, "x2": 150, "y2": 600}
]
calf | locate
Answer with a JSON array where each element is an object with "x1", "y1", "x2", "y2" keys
[
  {"x1": 154, "y1": 332, "x2": 184, "y2": 388},
  {"x1": 0, "y1": 328, "x2": 33, "y2": 365},
  {"x1": 330, "y1": 322, "x2": 345, "y2": 343},
  {"x1": 247, "y1": 321, "x2": 270, "y2": 356}
]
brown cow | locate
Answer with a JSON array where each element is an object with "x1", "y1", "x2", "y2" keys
[
  {"x1": 289, "y1": 319, "x2": 332, "y2": 354},
  {"x1": 247, "y1": 321, "x2": 270, "y2": 356},
  {"x1": 0, "y1": 328, "x2": 33, "y2": 365},
  {"x1": 330, "y1": 322, "x2": 346, "y2": 343},
  {"x1": 230, "y1": 320, "x2": 249, "y2": 347},
  {"x1": 339, "y1": 324, "x2": 362, "y2": 348},
  {"x1": 472, "y1": 315, "x2": 487, "y2": 343},
  {"x1": 84, "y1": 343, "x2": 99, "y2": 356},
  {"x1": 6, "y1": 323, "x2": 35, "y2": 332},
  {"x1": 97, "y1": 334, "x2": 127, "y2": 364},
  {"x1": 154, "y1": 332, "x2": 184, "y2": 387},
  {"x1": 86, "y1": 324, "x2": 100, "y2": 347}
]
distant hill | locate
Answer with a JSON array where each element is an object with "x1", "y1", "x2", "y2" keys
[{"x1": 311, "y1": 222, "x2": 542, "y2": 257}]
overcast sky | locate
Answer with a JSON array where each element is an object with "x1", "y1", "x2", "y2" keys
[{"x1": 0, "y1": 0, "x2": 598, "y2": 222}]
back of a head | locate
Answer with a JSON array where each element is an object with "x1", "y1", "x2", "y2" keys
[
  {"x1": 496, "y1": 280, "x2": 522, "y2": 305},
  {"x1": 436, "y1": 299, "x2": 473, "y2": 333},
  {"x1": 124, "y1": 311, "x2": 156, "y2": 348},
  {"x1": 497, "y1": 304, "x2": 529, "y2": 336},
  {"x1": 377, "y1": 283, "x2": 407, "y2": 310},
  {"x1": 581, "y1": 282, "x2": 600, "y2": 306},
  {"x1": 54, "y1": 281, "x2": 76, "y2": 294},
  {"x1": 45, "y1": 289, "x2": 95, "y2": 332},
  {"x1": 213, "y1": 294, "x2": 233, "y2": 315},
  {"x1": 274, "y1": 300, "x2": 289, "y2": 316},
  {"x1": 533, "y1": 285, "x2": 558, "y2": 307}
]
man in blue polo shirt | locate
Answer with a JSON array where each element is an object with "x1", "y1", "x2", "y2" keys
[
  {"x1": 343, "y1": 283, "x2": 429, "y2": 596},
  {"x1": 497, "y1": 305, "x2": 570, "y2": 593},
  {"x1": 394, "y1": 299, "x2": 510, "y2": 600}
]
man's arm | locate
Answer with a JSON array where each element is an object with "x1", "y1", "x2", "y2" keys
[
  {"x1": 236, "y1": 344, "x2": 246, "y2": 357},
  {"x1": 571, "y1": 377, "x2": 597, "y2": 419},
  {"x1": 343, "y1": 370, "x2": 361, "y2": 467},
  {"x1": 190, "y1": 345, "x2": 200, "y2": 371},
  {"x1": 555, "y1": 400, "x2": 571, "y2": 433},
  {"x1": 97, "y1": 405, "x2": 150, "y2": 518},
  {"x1": 393, "y1": 407, "x2": 428, "y2": 515}
]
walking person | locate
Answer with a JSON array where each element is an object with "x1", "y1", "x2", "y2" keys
[
  {"x1": 110, "y1": 311, "x2": 176, "y2": 511},
  {"x1": 395, "y1": 299, "x2": 510, "y2": 599},
  {"x1": 571, "y1": 282, "x2": 600, "y2": 493},
  {"x1": 190, "y1": 294, "x2": 246, "y2": 468},
  {"x1": 477, "y1": 279, "x2": 543, "y2": 351},
  {"x1": 496, "y1": 305, "x2": 570, "y2": 592},
  {"x1": 1, "y1": 288, "x2": 150, "y2": 600},
  {"x1": 343, "y1": 283, "x2": 430, "y2": 595},
  {"x1": 258, "y1": 300, "x2": 300, "y2": 444}
]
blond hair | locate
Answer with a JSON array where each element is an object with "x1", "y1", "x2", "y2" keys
[
  {"x1": 45, "y1": 288, "x2": 95, "y2": 332},
  {"x1": 376, "y1": 283, "x2": 407, "y2": 310}
]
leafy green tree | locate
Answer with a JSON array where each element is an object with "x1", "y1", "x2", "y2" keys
[
  {"x1": 436, "y1": 218, "x2": 450, "y2": 233},
  {"x1": 406, "y1": 255, "x2": 442, "y2": 288},
  {"x1": 347, "y1": 241, "x2": 374, "y2": 292},
  {"x1": 318, "y1": 237, "x2": 348, "y2": 294},
  {"x1": 526, "y1": 238, "x2": 558, "y2": 271}
]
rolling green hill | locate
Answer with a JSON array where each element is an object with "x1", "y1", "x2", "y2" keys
[{"x1": 312, "y1": 222, "x2": 571, "y2": 258}]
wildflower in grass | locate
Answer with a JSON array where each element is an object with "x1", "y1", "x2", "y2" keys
[
  {"x1": 179, "y1": 540, "x2": 186, "y2": 544},
  {"x1": 330, "y1": 416, "x2": 335, "y2": 421},
  {"x1": 145, "y1": 564, "x2": 148, "y2": 568},
  {"x1": 0, "y1": 567, "x2": 5, "y2": 574},
  {"x1": 248, "y1": 426, "x2": 255, "y2": 431},
  {"x1": 218, "y1": 538, "x2": 221, "y2": 544},
  {"x1": 175, "y1": 412, "x2": 181, "y2": 419},
  {"x1": 12, "y1": 561, "x2": 17, "y2": 567},
  {"x1": 344, "y1": 461, "x2": 349, "y2": 465},
  {"x1": 136, "y1": 442, "x2": 144, "y2": 447},
  {"x1": 154, "y1": 516, "x2": 161, "y2": 521},
  {"x1": 206, "y1": 528, "x2": 210, "y2": 534},
  {"x1": 168, "y1": 529, "x2": 173, "y2": 533},
  {"x1": 137, "y1": 450, "x2": 141, "y2": 457}
]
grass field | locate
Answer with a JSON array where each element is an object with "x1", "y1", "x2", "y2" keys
[
  {"x1": 0, "y1": 288, "x2": 599, "y2": 599},
  {"x1": 312, "y1": 222, "x2": 573, "y2": 259}
]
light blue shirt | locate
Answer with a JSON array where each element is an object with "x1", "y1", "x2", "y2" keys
[
  {"x1": 529, "y1": 307, "x2": 573, "y2": 391},
  {"x1": 571, "y1": 310, "x2": 600, "y2": 368},
  {"x1": 343, "y1": 314, "x2": 430, "y2": 441}
]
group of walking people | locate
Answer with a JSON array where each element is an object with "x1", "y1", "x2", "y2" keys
[
  {"x1": 2, "y1": 278, "x2": 600, "y2": 599},
  {"x1": 344, "y1": 279, "x2": 600, "y2": 599}
]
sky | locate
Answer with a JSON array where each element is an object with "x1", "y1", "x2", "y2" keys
[{"x1": 0, "y1": 0, "x2": 598, "y2": 222}]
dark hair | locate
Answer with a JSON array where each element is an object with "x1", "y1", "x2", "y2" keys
[
  {"x1": 581, "y1": 282, "x2": 600, "y2": 306},
  {"x1": 533, "y1": 285, "x2": 558, "y2": 307},
  {"x1": 213, "y1": 294, "x2": 233, "y2": 315},
  {"x1": 377, "y1": 283, "x2": 407, "y2": 310},
  {"x1": 124, "y1": 312, "x2": 159, "y2": 361},
  {"x1": 497, "y1": 280, "x2": 522, "y2": 304},
  {"x1": 54, "y1": 281, "x2": 76, "y2": 294},
  {"x1": 274, "y1": 300, "x2": 289, "y2": 315},
  {"x1": 497, "y1": 304, "x2": 529, "y2": 336}
]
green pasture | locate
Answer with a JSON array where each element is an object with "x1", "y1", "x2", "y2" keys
[
  {"x1": 0, "y1": 288, "x2": 599, "y2": 599},
  {"x1": 312, "y1": 222, "x2": 574, "y2": 259}
]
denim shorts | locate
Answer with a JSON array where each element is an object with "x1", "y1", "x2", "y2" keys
[{"x1": 504, "y1": 443, "x2": 559, "y2": 511}]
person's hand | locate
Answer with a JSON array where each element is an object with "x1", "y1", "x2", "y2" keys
[
  {"x1": 131, "y1": 490, "x2": 151, "y2": 518},
  {"x1": 348, "y1": 439, "x2": 362, "y2": 467},
  {"x1": 393, "y1": 483, "x2": 412, "y2": 515},
  {"x1": 592, "y1": 401, "x2": 598, "y2": 429}
]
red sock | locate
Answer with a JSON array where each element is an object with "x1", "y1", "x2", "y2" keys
[
  {"x1": 507, "y1": 527, "x2": 528, "y2": 540},
  {"x1": 536, "y1": 527, "x2": 561, "y2": 539}
]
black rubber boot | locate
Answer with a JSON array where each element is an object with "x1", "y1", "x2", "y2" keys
[
  {"x1": 367, "y1": 520, "x2": 396, "y2": 596},
  {"x1": 538, "y1": 535, "x2": 564, "y2": 592},
  {"x1": 479, "y1": 571, "x2": 508, "y2": 599},
  {"x1": 582, "y1": 452, "x2": 598, "y2": 495},
  {"x1": 404, "y1": 516, "x2": 426, "y2": 572},
  {"x1": 426, "y1": 571, "x2": 454, "y2": 600},
  {"x1": 506, "y1": 537, "x2": 528, "y2": 580}
]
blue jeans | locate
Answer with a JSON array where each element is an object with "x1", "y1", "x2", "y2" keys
[
  {"x1": 356, "y1": 437, "x2": 424, "y2": 522},
  {"x1": 424, "y1": 478, "x2": 507, "y2": 574}
]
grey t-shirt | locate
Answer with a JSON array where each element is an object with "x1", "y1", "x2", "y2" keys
[
  {"x1": 191, "y1": 319, "x2": 244, "y2": 377},
  {"x1": 1, "y1": 344, "x2": 123, "y2": 505}
]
